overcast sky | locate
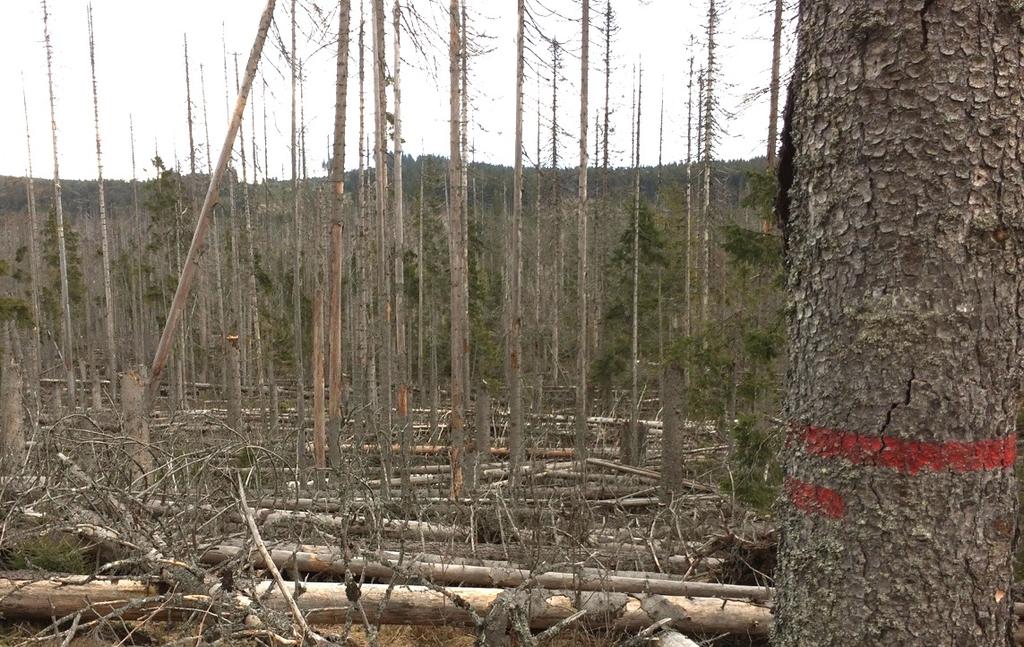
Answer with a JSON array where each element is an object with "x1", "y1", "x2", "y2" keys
[{"x1": 0, "y1": 0, "x2": 793, "y2": 182}]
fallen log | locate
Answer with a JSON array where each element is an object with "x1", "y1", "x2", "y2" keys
[
  {"x1": 0, "y1": 576, "x2": 772, "y2": 636},
  {"x1": 339, "y1": 444, "x2": 581, "y2": 459},
  {"x1": 200, "y1": 544, "x2": 767, "y2": 601}
]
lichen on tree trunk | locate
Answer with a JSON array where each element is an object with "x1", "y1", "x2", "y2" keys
[{"x1": 774, "y1": 2, "x2": 1023, "y2": 645}]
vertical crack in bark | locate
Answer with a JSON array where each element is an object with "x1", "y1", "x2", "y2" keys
[
  {"x1": 920, "y1": 0, "x2": 935, "y2": 50},
  {"x1": 879, "y1": 367, "x2": 915, "y2": 436}
]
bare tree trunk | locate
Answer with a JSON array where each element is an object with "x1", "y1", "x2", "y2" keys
[
  {"x1": 312, "y1": 284, "x2": 326, "y2": 469},
  {"x1": 417, "y1": 167, "x2": 425, "y2": 393},
  {"x1": 87, "y1": 5, "x2": 117, "y2": 403},
  {"x1": 371, "y1": 0, "x2": 393, "y2": 447},
  {"x1": 700, "y1": 0, "x2": 716, "y2": 325},
  {"x1": 21, "y1": 85, "x2": 42, "y2": 424},
  {"x1": 129, "y1": 117, "x2": 146, "y2": 365},
  {"x1": 1, "y1": 344, "x2": 26, "y2": 469},
  {"x1": 766, "y1": 0, "x2": 783, "y2": 167},
  {"x1": 508, "y1": 0, "x2": 525, "y2": 473},
  {"x1": 355, "y1": 4, "x2": 373, "y2": 441},
  {"x1": 627, "y1": 70, "x2": 642, "y2": 466},
  {"x1": 289, "y1": 0, "x2": 307, "y2": 461},
  {"x1": 392, "y1": 0, "x2": 412, "y2": 494},
  {"x1": 460, "y1": 1, "x2": 470, "y2": 395},
  {"x1": 199, "y1": 65, "x2": 227, "y2": 346},
  {"x1": 147, "y1": 0, "x2": 277, "y2": 403},
  {"x1": 42, "y1": 0, "x2": 75, "y2": 406},
  {"x1": 663, "y1": 49, "x2": 695, "y2": 495},
  {"x1": 549, "y1": 39, "x2": 562, "y2": 388},
  {"x1": 575, "y1": 0, "x2": 590, "y2": 461},
  {"x1": 448, "y1": 0, "x2": 468, "y2": 499},
  {"x1": 328, "y1": 0, "x2": 352, "y2": 465},
  {"x1": 226, "y1": 337, "x2": 242, "y2": 432},
  {"x1": 121, "y1": 368, "x2": 152, "y2": 482},
  {"x1": 533, "y1": 85, "x2": 544, "y2": 415},
  {"x1": 467, "y1": 384, "x2": 489, "y2": 491},
  {"x1": 233, "y1": 60, "x2": 264, "y2": 396},
  {"x1": 775, "y1": 2, "x2": 1022, "y2": 644}
]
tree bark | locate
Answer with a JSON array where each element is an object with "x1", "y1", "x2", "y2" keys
[
  {"x1": 42, "y1": 0, "x2": 75, "y2": 406},
  {"x1": 774, "y1": 3, "x2": 1023, "y2": 645},
  {"x1": 393, "y1": 0, "x2": 411, "y2": 495},
  {"x1": 0, "y1": 577, "x2": 771, "y2": 636},
  {"x1": 508, "y1": 0, "x2": 525, "y2": 475},
  {"x1": 289, "y1": 0, "x2": 306, "y2": 458},
  {"x1": 87, "y1": 5, "x2": 117, "y2": 403},
  {"x1": 312, "y1": 284, "x2": 326, "y2": 469},
  {"x1": 1, "y1": 349, "x2": 25, "y2": 469},
  {"x1": 448, "y1": 0, "x2": 468, "y2": 499},
  {"x1": 328, "y1": 0, "x2": 351, "y2": 465},
  {"x1": 21, "y1": 85, "x2": 42, "y2": 424},
  {"x1": 575, "y1": 0, "x2": 590, "y2": 462},
  {"x1": 120, "y1": 368, "x2": 151, "y2": 482},
  {"x1": 148, "y1": 0, "x2": 277, "y2": 403},
  {"x1": 628, "y1": 71, "x2": 642, "y2": 464},
  {"x1": 765, "y1": 0, "x2": 783, "y2": 168}
]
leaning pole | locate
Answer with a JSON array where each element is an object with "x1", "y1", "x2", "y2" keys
[{"x1": 147, "y1": 0, "x2": 277, "y2": 406}]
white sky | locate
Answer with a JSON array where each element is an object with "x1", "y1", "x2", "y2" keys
[{"x1": 0, "y1": 0, "x2": 793, "y2": 182}]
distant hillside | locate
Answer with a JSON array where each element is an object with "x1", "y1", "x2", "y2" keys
[{"x1": 0, "y1": 155, "x2": 768, "y2": 222}]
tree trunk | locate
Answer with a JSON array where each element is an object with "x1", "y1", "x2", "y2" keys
[
  {"x1": 508, "y1": 0, "x2": 525, "y2": 474},
  {"x1": 663, "y1": 50, "x2": 695, "y2": 496},
  {"x1": 42, "y1": 0, "x2": 75, "y2": 406},
  {"x1": 629, "y1": 71, "x2": 642, "y2": 462},
  {"x1": 773, "y1": 3, "x2": 1022, "y2": 645},
  {"x1": 1, "y1": 348, "x2": 26, "y2": 469},
  {"x1": 21, "y1": 86, "x2": 42, "y2": 424},
  {"x1": 575, "y1": 0, "x2": 590, "y2": 462},
  {"x1": 120, "y1": 368, "x2": 152, "y2": 482},
  {"x1": 393, "y1": 0, "x2": 411, "y2": 495},
  {"x1": 765, "y1": 0, "x2": 783, "y2": 168},
  {"x1": 148, "y1": 0, "x2": 277, "y2": 403},
  {"x1": 87, "y1": 5, "x2": 117, "y2": 403},
  {"x1": 448, "y1": 0, "x2": 468, "y2": 499},
  {"x1": 0, "y1": 577, "x2": 770, "y2": 636},
  {"x1": 328, "y1": 0, "x2": 351, "y2": 465},
  {"x1": 226, "y1": 337, "x2": 242, "y2": 433},
  {"x1": 700, "y1": 1, "x2": 716, "y2": 325},
  {"x1": 290, "y1": 0, "x2": 306, "y2": 460},
  {"x1": 312, "y1": 284, "x2": 326, "y2": 469}
]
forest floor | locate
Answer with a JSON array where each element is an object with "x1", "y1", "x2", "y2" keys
[{"x1": 0, "y1": 386, "x2": 775, "y2": 646}]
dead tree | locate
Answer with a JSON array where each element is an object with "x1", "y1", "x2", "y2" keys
[
  {"x1": 312, "y1": 284, "x2": 326, "y2": 468},
  {"x1": 575, "y1": 0, "x2": 590, "y2": 460},
  {"x1": 120, "y1": 368, "x2": 152, "y2": 481},
  {"x1": 766, "y1": 0, "x2": 783, "y2": 167},
  {"x1": 448, "y1": 0, "x2": 469, "y2": 498},
  {"x1": 700, "y1": 0, "x2": 717, "y2": 324},
  {"x1": 507, "y1": 0, "x2": 526, "y2": 473},
  {"x1": 147, "y1": 0, "x2": 278, "y2": 403},
  {"x1": 393, "y1": 0, "x2": 411, "y2": 491},
  {"x1": 549, "y1": 38, "x2": 563, "y2": 386},
  {"x1": 20, "y1": 84, "x2": 42, "y2": 422},
  {"x1": 663, "y1": 48, "x2": 696, "y2": 495},
  {"x1": 626, "y1": 68, "x2": 642, "y2": 466},
  {"x1": 87, "y1": 5, "x2": 117, "y2": 403},
  {"x1": 42, "y1": 0, "x2": 75, "y2": 406},
  {"x1": 371, "y1": 0, "x2": 393, "y2": 439},
  {"x1": 1, "y1": 343, "x2": 26, "y2": 468},
  {"x1": 290, "y1": 0, "x2": 307, "y2": 454},
  {"x1": 328, "y1": 0, "x2": 352, "y2": 465}
]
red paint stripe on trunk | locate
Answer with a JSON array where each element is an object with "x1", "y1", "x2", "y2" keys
[
  {"x1": 785, "y1": 477, "x2": 846, "y2": 519},
  {"x1": 793, "y1": 424, "x2": 1016, "y2": 475}
]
